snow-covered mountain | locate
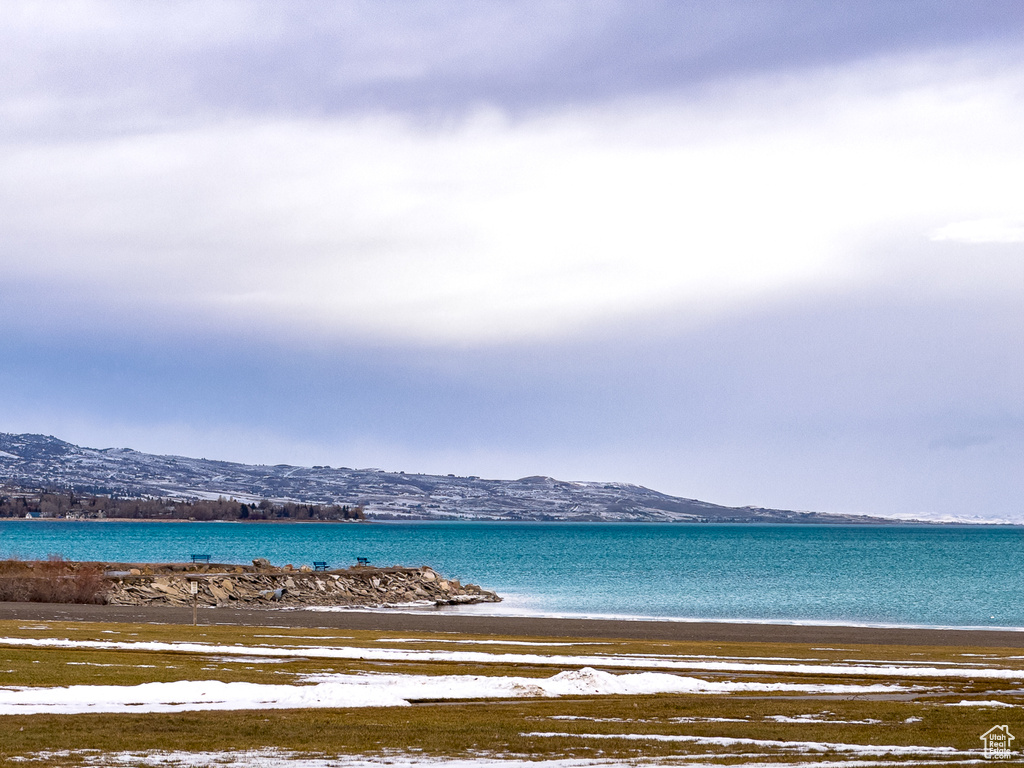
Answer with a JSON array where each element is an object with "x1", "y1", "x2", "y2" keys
[{"x1": 0, "y1": 432, "x2": 889, "y2": 523}]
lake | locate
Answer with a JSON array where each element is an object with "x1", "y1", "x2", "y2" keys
[{"x1": 1, "y1": 520, "x2": 1021, "y2": 629}]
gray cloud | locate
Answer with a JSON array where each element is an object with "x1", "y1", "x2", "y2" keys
[{"x1": 3, "y1": 0, "x2": 1022, "y2": 135}]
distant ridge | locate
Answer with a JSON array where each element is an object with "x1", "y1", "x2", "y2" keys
[{"x1": 0, "y1": 432, "x2": 895, "y2": 523}]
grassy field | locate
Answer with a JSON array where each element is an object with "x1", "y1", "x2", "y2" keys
[{"x1": 1, "y1": 618, "x2": 1022, "y2": 766}]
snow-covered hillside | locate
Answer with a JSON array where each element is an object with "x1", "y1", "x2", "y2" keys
[{"x1": 0, "y1": 432, "x2": 887, "y2": 523}]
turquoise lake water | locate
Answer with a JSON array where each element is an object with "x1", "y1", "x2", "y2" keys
[{"x1": 1, "y1": 520, "x2": 1022, "y2": 629}]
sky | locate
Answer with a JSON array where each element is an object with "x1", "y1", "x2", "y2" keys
[{"x1": 1, "y1": 1, "x2": 1023, "y2": 522}]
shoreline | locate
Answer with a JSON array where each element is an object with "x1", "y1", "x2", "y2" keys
[
  {"x1": 4, "y1": 601, "x2": 1024, "y2": 647},
  {"x1": 7, "y1": 517, "x2": 1020, "y2": 527},
  {"x1": 3, "y1": 517, "x2": 370, "y2": 524}
]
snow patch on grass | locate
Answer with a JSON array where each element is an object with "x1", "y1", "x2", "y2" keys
[
  {"x1": 0, "y1": 667, "x2": 909, "y2": 715},
  {"x1": 525, "y1": 731, "x2": 964, "y2": 757},
  {"x1": 15, "y1": 749, "x2": 961, "y2": 768},
  {"x1": 0, "y1": 636, "x2": 1010, "y2": 680},
  {"x1": 766, "y1": 713, "x2": 882, "y2": 724},
  {"x1": 378, "y1": 638, "x2": 611, "y2": 647}
]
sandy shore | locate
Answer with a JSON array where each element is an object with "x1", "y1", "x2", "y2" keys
[{"x1": 2, "y1": 601, "x2": 1024, "y2": 647}]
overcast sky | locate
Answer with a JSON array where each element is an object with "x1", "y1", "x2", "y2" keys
[{"x1": 2, "y1": 1, "x2": 1023, "y2": 521}]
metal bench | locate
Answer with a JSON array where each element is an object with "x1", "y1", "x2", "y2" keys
[
  {"x1": 356, "y1": 557, "x2": 370, "y2": 567},
  {"x1": 313, "y1": 561, "x2": 328, "y2": 571},
  {"x1": 191, "y1": 554, "x2": 211, "y2": 563}
]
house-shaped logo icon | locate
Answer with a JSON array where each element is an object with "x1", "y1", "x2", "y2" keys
[{"x1": 981, "y1": 725, "x2": 1015, "y2": 759}]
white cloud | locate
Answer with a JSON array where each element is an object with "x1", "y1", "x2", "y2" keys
[
  {"x1": 929, "y1": 218, "x2": 1024, "y2": 244},
  {"x1": 2, "y1": 52, "x2": 1023, "y2": 344}
]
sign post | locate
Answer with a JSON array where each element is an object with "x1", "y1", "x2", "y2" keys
[{"x1": 191, "y1": 579, "x2": 199, "y2": 626}]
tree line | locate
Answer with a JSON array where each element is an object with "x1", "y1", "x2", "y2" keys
[{"x1": 0, "y1": 488, "x2": 365, "y2": 521}]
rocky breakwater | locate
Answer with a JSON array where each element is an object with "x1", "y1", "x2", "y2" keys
[{"x1": 103, "y1": 559, "x2": 501, "y2": 608}]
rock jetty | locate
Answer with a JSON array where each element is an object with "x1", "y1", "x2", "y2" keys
[{"x1": 102, "y1": 559, "x2": 501, "y2": 608}]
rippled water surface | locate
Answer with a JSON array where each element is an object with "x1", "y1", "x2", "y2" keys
[{"x1": 2, "y1": 520, "x2": 1021, "y2": 628}]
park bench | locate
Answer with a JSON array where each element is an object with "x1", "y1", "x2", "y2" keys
[
  {"x1": 356, "y1": 557, "x2": 370, "y2": 567},
  {"x1": 190, "y1": 554, "x2": 211, "y2": 563},
  {"x1": 313, "y1": 561, "x2": 328, "y2": 571}
]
